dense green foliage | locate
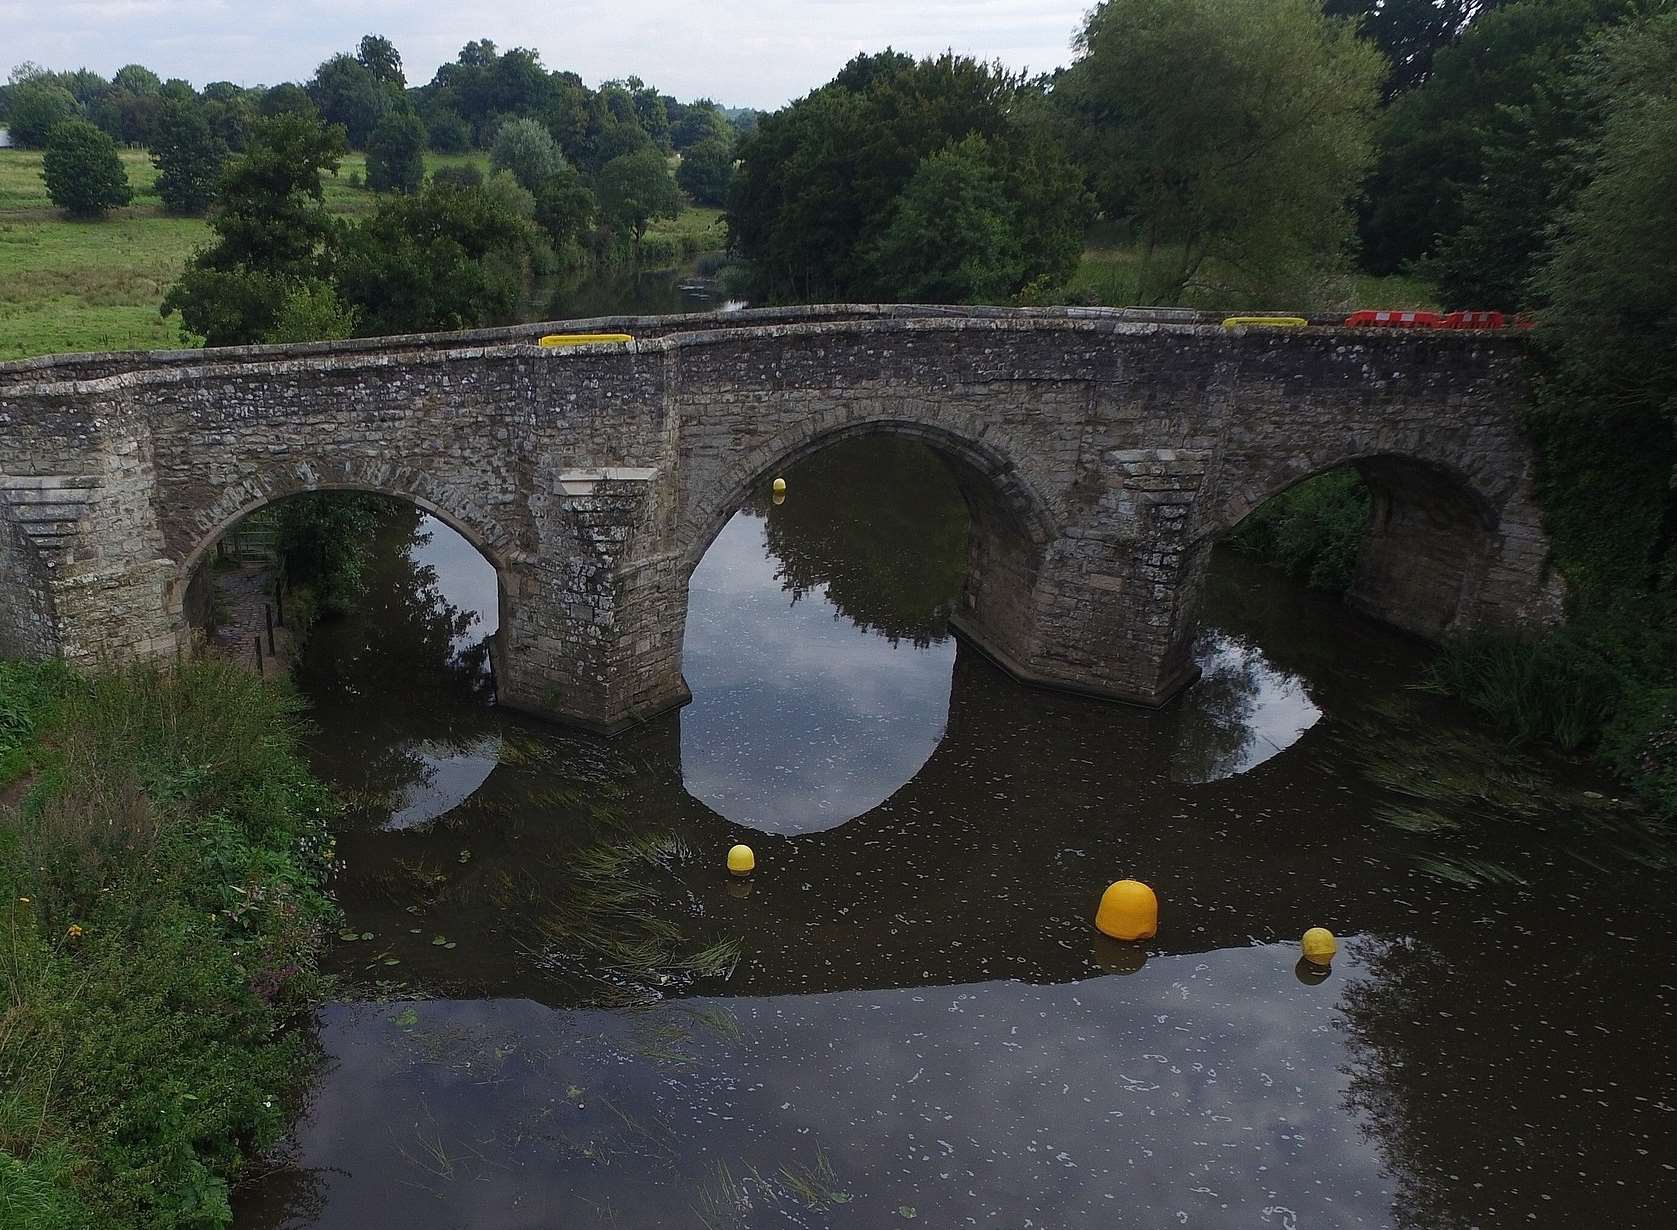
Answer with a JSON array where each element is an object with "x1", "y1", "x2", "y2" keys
[
  {"x1": 1229, "y1": 470, "x2": 1373, "y2": 593},
  {"x1": 676, "y1": 136, "x2": 734, "y2": 206},
  {"x1": 334, "y1": 178, "x2": 539, "y2": 334},
  {"x1": 597, "y1": 146, "x2": 683, "y2": 263},
  {"x1": 6, "y1": 81, "x2": 79, "y2": 148},
  {"x1": 161, "y1": 112, "x2": 346, "y2": 344},
  {"x1": 40, "y1": 120, "x2": 132, "y2": 218},
  {"x1": 728, "y1": 51, "x2": 1090, "y2": 303},
  {"x1": 1325, "y1": 0, "x2": 1494, "y2": 100},
  {"x1": 0, "y1": 660, "x2": 334, "y2": 1228},
  {"x1": 489, "y1": 116, "x2": 567, "y2": 193},
  {"x1": 1058, "y1": 0, "x2": 1383, "y2": 305},
  {"x1": 365, "y1": 111, "x2": 426, "y2": 194},
  {"x1": 150, "y1": 100, "x2": 227, "y2": 215}
]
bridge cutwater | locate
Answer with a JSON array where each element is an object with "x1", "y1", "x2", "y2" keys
[{"x1": 0, "y1": 305, "x2": 1561, "y2": 734}]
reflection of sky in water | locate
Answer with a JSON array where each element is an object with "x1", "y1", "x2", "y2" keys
[
  {"x1": 1169, "y1": 632, "x2": 1322, "y2": 785},
  {"x1": 248, "y1": 942, "x2": 1384, "y2": 1230},
  {"x1": 409, "y1": 516, "x2": 499, "y2": 653},
  {"x1": 682, "y1": 512, "x2": 954, "y2": 834},
  {"x1": 381, "y1": 736, "x2": 501, "y2": 831}
]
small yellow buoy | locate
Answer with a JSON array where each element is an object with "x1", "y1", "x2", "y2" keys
[
  {"x1": 1095, "y1": 879, "x2": 1158, "y2": 941},
  {"x1": 727, "y1": 844, "x2": 755, "y2": 877},
  {"x1": 772, "y1": 477, "x2": 787, "y2": 495},
  {"x1": 1301, "y1": 926, "x2": 1338, "y2": 966}
]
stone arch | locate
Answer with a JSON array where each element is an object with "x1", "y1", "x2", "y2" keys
[
  {"x1": 676, "y1": 417, "x2": 1062, "y2": 681},
  {"x1": 1210, "y1": 449, "x2": 1527, "y2": 641}
]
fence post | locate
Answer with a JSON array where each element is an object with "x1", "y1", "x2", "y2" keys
[
  {"x1": 265, "y1": 605, "x2": 275, "y2": 655},
  {"x1": 254, "y1": 635, "x2": 264, "y2": 678}
]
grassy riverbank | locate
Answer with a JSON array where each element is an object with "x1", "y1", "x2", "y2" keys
[
  {"x1": 0, "y1": 659, "x2": 335, "y2": 1229},
  {"x1": 0, "y1": 147, "x2": 726, "y2": 360}
]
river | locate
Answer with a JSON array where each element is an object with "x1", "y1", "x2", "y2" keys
[{"x1": 233, "y1": 436, "x2": 1676, "y2": 1228}]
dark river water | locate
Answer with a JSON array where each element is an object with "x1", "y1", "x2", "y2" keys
[{"x1": 234, "y1": 438, "x2": 1677, "y2": 1229}]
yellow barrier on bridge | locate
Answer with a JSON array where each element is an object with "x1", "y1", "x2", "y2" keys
[
  {"x1": 538, "y1": 333, "x2": 635, "y2": 347},
  {"x1": 1221, "y1": 316, "x2": 1309, "y2": 329}
]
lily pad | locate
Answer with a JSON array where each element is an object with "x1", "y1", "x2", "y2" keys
[
  {"x1": 360, "y1": 931, "x2": 374, "y2": 940},
  {"x1": 432, "y1": 935, "x2": 449, "y2": 946},
  {"x1": 338, "y1": 929, "x2": 360, "y2": 942}
]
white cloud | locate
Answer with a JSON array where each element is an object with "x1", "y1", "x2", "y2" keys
[{"x1": 5, "y1": 0, "x2": 1090, "y2": 107}]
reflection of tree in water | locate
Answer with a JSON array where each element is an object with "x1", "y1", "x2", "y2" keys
[
  {"x1": 749, "y1": 436, "x2": 969, "y2": 647},
  {"x1": 1338, "y1": 932, "x2": 1672, "y2": 1228},
  {"x1": 296, "y1": 500, "x2": 496, "y2": 820},
  {"x1": 1168, "y1": 631, "x2": 1265, "y2": 783}
]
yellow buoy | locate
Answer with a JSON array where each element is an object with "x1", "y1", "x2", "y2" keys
[
  {"x1": 772, "y1": 477, "x2": 787, "y2": 495},
  {"x1": 727, "y1": 844, "x2": 755, "y2": 876},
  {"x1": 1301, "y1": 927, "x2": 1338, "y2": 966},
  {"x1": 1095, "y1": 879, "x2": 1158, "y2": 941}
]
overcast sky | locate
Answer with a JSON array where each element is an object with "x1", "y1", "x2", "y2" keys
[{"x1": 5, "y1": 1, "x2": 1094, "y2": 110}]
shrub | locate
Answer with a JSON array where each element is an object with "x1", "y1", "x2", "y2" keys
[
  {"x1": 262, "y1": 280, "x2": 359, "y2": 344},
  {"x1": 490, "y1": 116, "x2": 566, "y2": 193},
  {"x1": 426, "y1": 109, "x2": 471, "y2": 154},
  {"x1": 1427, "y1": 629, "x2": 1623, "y2": 754},
  {"x1": 431, "y1": 164, "x2": 484, "y2": 190},
  {"x1": 40, "y1": 120, "x2": 133, "y2": 219},
  {"x1": 1229, "y1": 469, "x2": 1371, "y2": 593},
  {"x1": 0, "y1": 660, "x2": 334, "y2": 1227}
]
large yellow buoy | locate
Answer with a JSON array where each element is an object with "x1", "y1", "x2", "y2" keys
[
  {"x1": 1301, "y1": 927, "x2": 1338, "y2": 966},
  {"x1": 772, "y1": 477, "x2": 787, "y2": 495},
  {"x1": 1095, "y1": 880, "x2": 1158, "y2": 941},
  {"x1": 727, "y1": 844, "x2": 756, "y2": 877}
]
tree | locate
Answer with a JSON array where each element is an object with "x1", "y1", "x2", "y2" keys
[
  {"x1": 728, "y1": 51, "x2": 1086, "y2": 302},
  {"x1": 426, "y1": 109, "x2": 471, "y2": 153},
  {"x1": 111, "y1": 64, "x2": 162, "y2": 97},
  {"x1": 1356, "y1": 0, "x2": 1636, "y2": 277},
  {"x1": 162, "y1": 112, "x2": 348, "y2": 345},
  {"x1": 260, "y1": 83, "x2": 314, "y2": 118},
  {"x1": 533, "y1": 163, "x2": 597, "y2": 249},
  {"x1": 151, "y1": 100, "x2": 227, "y2": 215},
  {"x1": 6, "y1": 82, "x2": 79, "y2": 147},
  {"x1": 490, "y1": 116, "x2": 565, "y2": 192},
  {"x1": 597, "y1": 146, "x2": 682, "y2": 263},
  {"x1": 676, "y1": 137, "x2": 734, "y2": 205},
  {"x1": 866, "y1": 136, "x2": 1025, "y2": 303},
  {"x1": 366, "y1": 111, "x2": 426, "y2": 193},
  {"x1": 309, "y1": 53, "x2": 386, "y2": 146},
  {"x1": 1536, "y1": 8, "x2": 1677, "y2": 401},
  {"x1": 1057, "y1": 0, "x2": 1383, "y2": 305},
  {"x1": 1325, "y1": 0, "x2": 1498, "y2": 100},
  {"x1": 357, "y1": 34, "x2": 405, "y2": 89},
  {"x1": 333, "y1": 179, "x2": 540, "y2": 335},
  {"x1": 41, "y1": 120, "x2": 132, "y2": 218},
  {"x1": 671, "y1": 98, "x2": 731, "y2": 150},
  {"x1": 264, "y1": 281, "x2": 359, "y2": 344}
]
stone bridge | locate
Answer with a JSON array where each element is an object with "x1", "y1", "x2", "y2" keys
[{"x1": 0, "y1": 305, "x2": 1561, "y2": 733}]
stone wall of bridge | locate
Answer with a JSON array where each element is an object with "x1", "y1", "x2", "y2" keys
[{"x1": 0, "y1": 307, "x2": 1563, "y2": 733}]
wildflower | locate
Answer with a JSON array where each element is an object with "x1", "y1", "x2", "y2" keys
[
  {"x1": 66, "y1": 924, "x2": 84, "y2": 940},
  {"x1": 16, "y1": 897, "x2": 29, "y2": 905}
]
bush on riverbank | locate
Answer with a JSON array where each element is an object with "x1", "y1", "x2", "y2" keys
[
  {"x1": 0, "y1": 659, "x2": 335, "y2": 1228},
  {"x1": 1228, "y1": 469, "x2": 1370, "y2": 594}
]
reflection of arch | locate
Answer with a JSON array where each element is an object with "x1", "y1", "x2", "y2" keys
[
  {"x1": 677, "y1": 418, "x2": 1063, "y2": 711},
  {"x1": 1212, "y1": 451, "x2": 1512, "y2": 642},
  {"x1": 680, "y1": 418, "x2": 1059, "y2": 574}
]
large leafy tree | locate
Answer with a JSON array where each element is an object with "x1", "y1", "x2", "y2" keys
[
  {"x1": 489, "y1": 116, "x2": 566, "y2": 192},
  {"x1": 333, "y1": 180, "x2": 540, "y2": 335},
  {"x1": 150, "y1": 100, "x2": 227, "y2": 215},
  {"x1": 1357, "y1": 0, "x2": 1640, "y2": 277},
  {"x1": 1325, "y1": 0, "x2": 1499, "y2": 100},
  {"x1": 357, "y1": 34, "x2": 405, "y2": 89},
  {"x1": 1536, "y1": 8, "x2": 1677, "y2": 402},
  {"x1": 728, "y1": 51, "x2": 1085, "y2": 303},
  {"x1": 597, "y1": 146, "x2": 683, "y2": 262},
  {"x1": 366, "y1": 111, "x2": 427, "y2": 194},
  {"x1": 308, "y1": 53, "x2": 386, "y2": 147},
  {"x1": 6, "y1": 82, "x2": 79, "y2": 147},
  {"x1": 41, "y1": 120, "x2": 132, "y2": 218},
  {"x1": 676, "y1": 137, "x2": 734, "y2": 206},
  {"x1": 1058, "y1": 0, "x2": 1383, "y2": 306},
  {"x1": 162, "y1": 112, "x2": 348, "y2": 345},
  {"x1": 533, "y1": 163, "x2": 597, "y2": 250}
]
